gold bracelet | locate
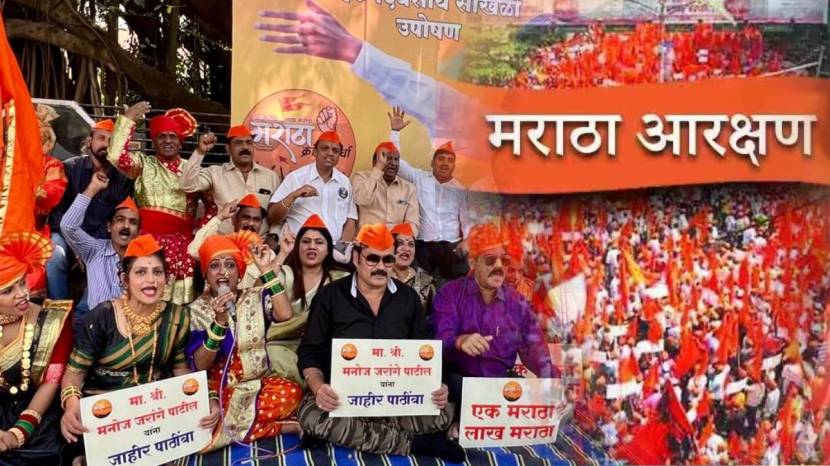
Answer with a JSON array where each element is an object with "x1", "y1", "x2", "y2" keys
[
  {"x1": 211, "y1": 319, "x2": 229, "y2": 329},
  {"x1": 8, "y1": 427, "x2": 25, "y2": 447}
]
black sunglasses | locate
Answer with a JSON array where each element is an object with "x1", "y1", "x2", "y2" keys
[
  {"x1": 481, "y1": 254, "x2": 512, "y2": 267},
  {"x1": 362, "y1": 253, "x2": 396, "y2": 266}
]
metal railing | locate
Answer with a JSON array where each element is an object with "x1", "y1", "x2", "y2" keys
[{"x1": 80, "y1": 103, "x2": 231, "y2": 165}]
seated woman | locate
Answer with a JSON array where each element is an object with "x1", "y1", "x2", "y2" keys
[
  {"x1": 0, "y1": 233, "x2": 72, "y2": 465},
  {"x1": 266, "y1": 215, "x2": 345, "y2": 384},
  {"x1": 59, "y1": 234, "x2": 218, "y2": 466},
  {"x1": 185, "y1": 233, "x2": 303, "y2": 451},
  {"x1": 390, "y1": 224, "x2": 435, "y2": 313}
]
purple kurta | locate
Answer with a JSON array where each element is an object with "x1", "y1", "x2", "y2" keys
[{"x1": 433, "y1": 276, "x2": 556, "y2": 378}]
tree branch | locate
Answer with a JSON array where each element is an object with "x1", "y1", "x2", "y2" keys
[{"x1": 5, "y1": 16, "x2": 227, "y2": 112}]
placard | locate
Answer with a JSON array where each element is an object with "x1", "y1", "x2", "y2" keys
[
  {"x1": 329, "y1": 338, "x2": 441, "y2": 417},
  {"x1": 459, "y1": 378, "x2": 567, "y2": 448},
  {"x1": 81, "y1": 371, "x2": 211, "y2": 466}
]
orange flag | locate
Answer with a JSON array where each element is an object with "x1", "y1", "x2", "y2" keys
[{"x1": 0, "y1": 11, "x2": 43, "y2": 234}]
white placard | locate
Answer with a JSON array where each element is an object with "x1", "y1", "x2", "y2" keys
[
  {"x1": 459, "y1": 378, "x2": 567, "y2": 448},
  {"x1": 81, "y1": 371, "x2": 211, "y2": 466},
  {"x1": 329, "y1": 338, "x2": 441, "y2": 417}
]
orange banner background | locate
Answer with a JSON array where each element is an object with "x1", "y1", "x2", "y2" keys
[{"x1": 454, "y1": 76, "x2": 830, "y2": 194}]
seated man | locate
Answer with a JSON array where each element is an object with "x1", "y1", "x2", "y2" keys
[
  {"x1": 60, "y1": 172, "x2": 140, "y2": 331},
  {"x1": 297, "y1": 224, "x2": 464, "y2": 462},
  {"x1": 187, "y1": 193, "x2": 272, "y2": 288},
  {"x1": 433, "y1": 223, "x2": 557, "y2": 403}
]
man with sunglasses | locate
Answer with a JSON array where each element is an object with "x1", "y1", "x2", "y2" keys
[
  {"x1": 433, "y1": 223, "x2": 556, "y2": 405},
  {"x1": 297, "y1": 224, "x2": 464, "y2": 462}
]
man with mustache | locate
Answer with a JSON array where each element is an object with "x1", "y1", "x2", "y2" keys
[
  {"x1": 351, "y1": 141, "x2": 420, "y2": 234},
  {"x1": 268, "y1": 130, "x2": 358, "y2": 244},
  {"x1": 297, "y1": 223, "x2": 463, "y2": 462},
  {"x1": 45, "y1": 119, "x2": 133, "y2": 302},
  {"x1": 180, "y1": 125, "x2": 280, "y2": 234},
  {"x1": 433, "y1": 223, "x2": 556, "y2": 406},
  {"x1": 187, "y1": 193, "x2": 272, "y2": 289},
  {"x1": 107, "y1": 102, "x2": 212, "y2": 304},
  {"x1": 387, "y1": 108, "x2": 469, "y2": 283},
  {"x1": 60, "y1": 172, "x2": 140, "y2": 331}
]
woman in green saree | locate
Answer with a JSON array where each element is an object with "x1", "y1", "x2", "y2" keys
[{"x1": 59, "y1": 234, "x2": 219, "y2": 466}]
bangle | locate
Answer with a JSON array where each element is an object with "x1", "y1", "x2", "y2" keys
[
  {"x1": 203, "y1": 339, "x2": 219, "y2": 352},
  {"x1": 269, "y1": 281, "x2": 285, "y2": 296},
  {"x1": 21, "y1": 409, "x2": 41, "y2": 424},
  {"x1": 60, "y1": 386, "x2": 82, "y2": 410},
  {"x1": 211, "y1": 319, "x2": 229, "y2": 330},
  {"x1": 303, "y1": 368, "x2": 323, "y2": 383},
  {"x1": 260, "y1": 269, "x2": 277, "y2": 284},
  {"x1": 207, "y1": 327, "x2": 226, "y2": 342},
  {"x1": 8, "y1": 427, "x2": 25, "y2": 447},
  {"x1": 14, "y1": 419, "x2": 35, "y2": 436},
  {"x1": 208, "y1": 390, "x2": 219, "y2": 401}
]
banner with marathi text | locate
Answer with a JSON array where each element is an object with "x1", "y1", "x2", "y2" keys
[
  {"x1": 232, "y1": 0, "x2": 830, "y2": 193},
  {"x1": 80, "y1": 372, "x2": 211, "y2": 466},
  {"x1": 329, "y1": 338, "x2": 442, "y2": 417}
]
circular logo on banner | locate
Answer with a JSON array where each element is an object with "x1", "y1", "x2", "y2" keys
[
  {"x1": 502, "y1": 381, "x2": 523, "y2": 402},
  {"x1": 419, "y1": 344, "x2": 435, "y2": 361},
  {"x1": 244, "y1": 89, "x2": 357, "y2": 179},
  {"x1": 340, "y1": 343, "x2": 358, "y2": 361},
  {"x1": 92, "y1": 399, "x2": 113, "y2": 418},
  {"x1": 182, "y1": 378, "x2": 200, "y2": 396}
]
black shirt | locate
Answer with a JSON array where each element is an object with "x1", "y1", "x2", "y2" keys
[
  {"x1": 297, "y1": 275, "x2": 430, "y2": 380},
  {"x1": 49, "y1": 156, "x2": 134, "y2": 239}
]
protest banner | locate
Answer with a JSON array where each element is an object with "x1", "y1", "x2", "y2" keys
[
  {"x1": 459, "y1": 377, "x2": 567, "y2": 448},
  {"x1": 80, "y1": 372, "x2": 211, "y2": 466},
  {"x1": 330, "y1": 338, "x2": 442, "y2": 417}
]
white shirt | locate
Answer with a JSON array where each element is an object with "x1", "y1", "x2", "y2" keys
[
  {"x1": 270, "y1": 164, "x2": 357, "y2": 242},
  {"x1": 390, "y1": 131, "x2": 468, "y2": 242}
]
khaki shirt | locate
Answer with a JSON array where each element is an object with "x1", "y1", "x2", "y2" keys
[
  {"x1": 179, "y1": 150, "x2": 280, "y2": 233},
  {"x1": 351, "y1": 167, "x2": 420, "y2": 235}
]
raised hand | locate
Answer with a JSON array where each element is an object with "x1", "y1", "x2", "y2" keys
[
  {"x1": 198, "y1": 132, "x2": 217, "y2": 154},
  {"x1": 255, "y1": 0, "x2": 364, "y2": 64},
  {"x1": 388, "y1": 106, "x2": 411, "y2": 132},
  {"x1": 124, "y1": 101, "x2": 151, "y2": 122}
]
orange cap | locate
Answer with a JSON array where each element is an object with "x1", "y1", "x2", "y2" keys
[
  {"x1": 316, "y1": 131, "x2": 341, "y2": 145},
  {"x1": 0, "y1": 233, "x2": 52, "y2": 290},
  {"x1": 93, "y1": 119, "x2": 115, "y2": 132},
  {"x1": 198, "y1": 235, "x2": 245, "y2": 276},
  {"x1": 355, "y1": 224, "x2": 394, "y2": 251},
  {"x1": 390, "y1": 223, "x2": 415, "y2": 238},
  {"x1": 226, "y1": 125, "x2": 252, "y2": 140},
  {"x1": 301, "y1": 214, "x2": 327, "y2": 231},
  {"x1": 467, "y1": 223, "x2": 508, "y2": 259},
  {"x1": 434, "y1": 141, "x2": 455, "y2": 156},
  {"x1": 374, "y1": 141, "x2": 398, "y2": 156},
  {"x1": 115, "y1": 197, "x2": 139, "y2": 213},
  {"x1": 124, "y1": 234, "x2": 162, "y2": 258},
  {"x1": 237, "y1": 194, "x2": 261, "y2": 210}
]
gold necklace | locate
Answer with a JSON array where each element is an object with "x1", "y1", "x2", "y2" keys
[
  {"x1": 0, "y1": 317, "x2": 34, "y2": 395},
  {"x1": 0, "y1": 314, "x2": 21, "y2": 338},
  {"x1": 121, "y1": 298, "x2": 163, "y2": 337},
  {"x1": 126, "y1": 320, "x2": 158, "y2": 385},
  {"x1": 395, "y1": 268, "x2": 414, "y2": 283}
]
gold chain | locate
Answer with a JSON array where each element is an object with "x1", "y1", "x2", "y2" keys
[{"x1": 126, "y1": 321, "x2": 158, "y2": 385}]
